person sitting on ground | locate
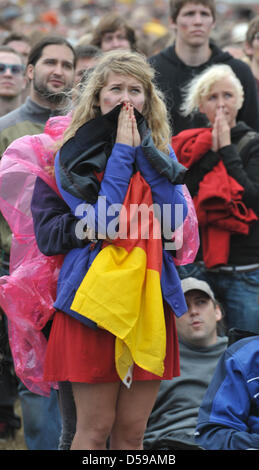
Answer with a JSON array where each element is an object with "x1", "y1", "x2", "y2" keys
[{"x1": 144, "y1": 277, "x2": 227, "y2": 451}]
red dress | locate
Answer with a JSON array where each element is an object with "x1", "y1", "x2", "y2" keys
[{"x1": 44, "y1": 302, "x2": 180, "y2": 383}]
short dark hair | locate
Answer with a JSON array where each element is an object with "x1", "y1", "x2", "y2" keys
[
  {"x1": 0, "y1": 45, "x2": 23, "y2": 61},
  {"x1": 169, "y1": 0, "x2": 216, "y2": 22},
  {"x1": 91, "y1": 13, "x2": 137, "y2": 51},
  {"x1": 27, "y1": 36, "x2": 76, "y2": 67},
  {"x1": 2, "y1": 33, "x2": 31, "y2": 46},
  {"x1": 75, "y1": 44, "x2": 101, "y2": 62}
]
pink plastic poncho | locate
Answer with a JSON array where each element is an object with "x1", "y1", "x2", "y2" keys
[
  {"x1": 173, "y1": 183, "x2": 199, "y2": 266},
  {"x1": 0, "y1": 115, "x2": 71, "y2": 396}
]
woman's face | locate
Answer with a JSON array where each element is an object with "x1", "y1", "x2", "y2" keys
[
  {"x1": 98, "y1": 71, "x2": 145, "y2": 115},
  {"x1": 199, "y1": 77, "x2": 238, "y2": 127}
]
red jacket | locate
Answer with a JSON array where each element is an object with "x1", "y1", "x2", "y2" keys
[{"x1": 172, "y1": 128, "x2": 258, "y2": 268}]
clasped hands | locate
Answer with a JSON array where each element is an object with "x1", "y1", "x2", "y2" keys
[
  {"x1": 211, "y1": 107, "x2": 231, "y2": 152},
  {"x1": 115, "y1": 101, "x2": 141, "y2": 147}
]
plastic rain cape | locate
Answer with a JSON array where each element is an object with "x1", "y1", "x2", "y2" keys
[{"x1": 0, "y1": 115, "x2": 71, "y2": 396}]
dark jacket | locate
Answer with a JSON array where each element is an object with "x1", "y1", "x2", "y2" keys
[
  {"x1": 149, "y1": 43, "x2": 259, "y2": 134},
  {"x1": 31, "y1": 176, "x2": 86, "y2": 255}
]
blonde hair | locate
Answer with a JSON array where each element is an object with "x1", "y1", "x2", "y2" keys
[
  {"x1": 180, "y1": 64, "x2": 244, "y2": 117},
  {"x1": 62, "y1": 50, "x2": 171, "y2": 154}
]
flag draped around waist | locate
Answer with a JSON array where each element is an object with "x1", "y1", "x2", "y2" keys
[{"x1": 71, "y1": 170, "x2": 167, "y2": 387}]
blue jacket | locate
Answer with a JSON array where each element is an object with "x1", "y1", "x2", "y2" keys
[
  {"x1": 195, "y1": 336, "x2": 259, "y2": 450},
  {"x1": 32, "y1": 141, "x2": 188, "y2": 328}
]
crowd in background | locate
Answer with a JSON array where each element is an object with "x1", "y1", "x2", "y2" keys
[{"x1": 0, "y1": 0, "x2": 259, "y2": 59}]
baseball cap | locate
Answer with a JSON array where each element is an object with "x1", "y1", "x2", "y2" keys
[{"x1": 181, "y1": 277, "x2": 215, "y2": 302}]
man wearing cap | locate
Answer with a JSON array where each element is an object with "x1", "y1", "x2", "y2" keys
[{"x1": 144, "y1": 277, "x2": 228, "y2": 450}]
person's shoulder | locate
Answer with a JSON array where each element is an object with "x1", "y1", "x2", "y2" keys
[
  {"x1": 0, "y1": 106, "x2": 22, "y2": 132},
  {"x1": 218, "y1": 53, "x2": 254, "y2": 79},
  {"x1": 210, "y1": 42, "x2": 252, "y2": 74},
  {"x1": 227, "y1": 56, "x2": 254, "y2": 75},
  {"x1": 149, "y1": 45, "x2": 174, "y2": 65},
  {"x1": 227, "y1": 335, "x2": 259, "y2": 361},
  {"x1": 217, "y1": 335, "x2": 229, "y2": 349}
]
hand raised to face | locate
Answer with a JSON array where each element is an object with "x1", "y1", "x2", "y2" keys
[
  {"x1": 116, "y1": 102, "x2": 141, "y2": 147},
  {"x1": 211, "y1": 107, "x2": 231, "y2": 152}
]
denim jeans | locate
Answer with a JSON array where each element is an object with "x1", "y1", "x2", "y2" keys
[
  {"x1": 0, "y1": 264, "x2": 20, "y2": 430},
  {"x1": 1, "y1": 261, "x2": 62, "y2": 449},
  {"x1": 58, "y1": 381, "x2": 76, "y2": 450},
  {"x1": 0, "y1": 315, "x2": 20, "y2": 430},
  {"x1": 179, "y1": 264, "x2": 259, "y2": 334},
  {"x1": 18, "y1": 381, "x2": 61, "y2": 450}
]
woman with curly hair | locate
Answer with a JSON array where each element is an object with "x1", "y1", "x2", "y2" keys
[{"x1": 31, "y1": 50, "x2": 193, "y2": 450}]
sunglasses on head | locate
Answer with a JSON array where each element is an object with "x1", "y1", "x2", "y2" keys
[{"x1": 0, "y1": 63, "x2": 24, "y2": 75}]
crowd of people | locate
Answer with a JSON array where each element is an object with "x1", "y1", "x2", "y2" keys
[{"x1": 0, "y1": 0, "x2": 259, "y2": 452}]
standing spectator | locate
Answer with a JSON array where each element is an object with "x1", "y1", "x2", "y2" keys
[
  {"x1": 0, "y1": 46, "x2": 26, "y2": 117},
  {"x1": 31, "y1": 50, "x2": 190, "y2": 450},
  {"x1": 0, "y1": 35, "x2": 75, "y2": 450},
  {"x1": 0, "y1": 44, "x2": 27, "y2": 441},
  {"x1": 244, "y1": 16, "x2": 259, "y2": 95},
  {"x1": 2, "y1": 33, "x2": 31, "y2": 65},
  {"x1": 144, "y1": 277, "x2": 227, "y2": 450},
  {"x1": 0, "y1": 35, "x2": 75, "y2": 155},
  {"x1": 74, "y1": 44, "x2": 101, "y2": 85},
  {"x1": 2, "y1": 33, "x2": 32, "y2": 101},
  {"x1": 173, "y1": 63, "x2": 259, "y2": 334},
  {"x1": 149, "y1": 0, "x2": 259, "y2": 134},
  {"x1": 90, "y1": 13, "x2": 137, "y2": 52}
]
